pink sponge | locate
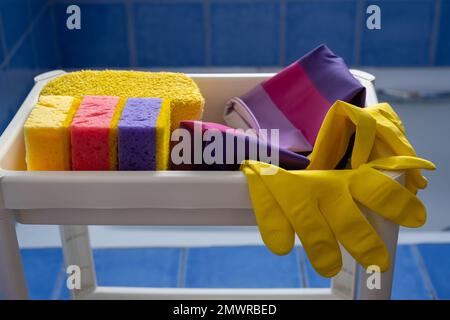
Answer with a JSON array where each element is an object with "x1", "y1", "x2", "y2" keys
[{"x1": 70, "y1": 95, "x2": 121, "y2": 170}]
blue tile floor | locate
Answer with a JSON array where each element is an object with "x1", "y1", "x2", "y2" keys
[{"x1": 19, "y1": 244, "x2": 449, "y2": 300}]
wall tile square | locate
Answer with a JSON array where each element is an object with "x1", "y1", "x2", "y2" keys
[
  {"x1": 28, "y1": 0, "x2": 47, "y2": 15},
  {"x1": 9, "y1": 35, "x2": 35, "y2": 69},
  {"x1": 391, "y1": 245, "x2": 432, "y2": 300},
  {"x1": 0, "y1": 70, "x2": 35, "y2": 134},
  {"x1": 435, "y1": 0, "x2": 450, "y2": 65},
  {"x1": 418, "y1": 243, "x2": 450, "y2": 299},
  {"x1": 286, "y1": 0, "x2": 357, "y2": 65},
  {"x1": 134, "y1": 1, "x2": 204, "y2": 67},
  {"x1": 184, "y1": 246, "x2": 301, "y2": 288},
  {"x1": 31, "y1": 7, "x2": 59, "y2": 69},
  {"x1": 21, "y1": 248, "x2": 64, "y2": 300},
  {"x1": 0, "y1": 0, "x2": 30, "y2": 51},
  {"x1": 211, "y1": 0, "x2": 280, "y2": 66},
  {"x1": 361, "y1": 0, "x2": 434, "y2": 66},
  {"x1": 53, "y1": 3, "x2": 129, "y2": 68},
  {"x1": 0, "y1": 18, "x2": 4, "y2": 66},
  {"x1": 93, "y1": 248, "x2": 181, "y2": 288}
]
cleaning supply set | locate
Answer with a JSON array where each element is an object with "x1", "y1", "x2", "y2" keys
[{"x1": 21, "y1": 44, "x2": 435, "y2": 279}]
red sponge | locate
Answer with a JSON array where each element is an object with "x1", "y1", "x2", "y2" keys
[{"x1": 70, "y1": 95, "x2": 120, "y2": 170}]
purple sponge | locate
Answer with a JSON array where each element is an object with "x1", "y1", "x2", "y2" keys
[{"x1": 118, "y1": 98, "x2": 170, "y2": 170}]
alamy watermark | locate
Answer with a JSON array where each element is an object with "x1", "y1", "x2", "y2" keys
[
  {"x1": 66, "y1": 265, "x2": 81, "y2": 290},
  {"x1": 366, "y1": 5, "x2": 381, "y2": 30},
  {"x1": 66, "y1": 5, "x2": 81, "y2": 30},
  {"x1": 170, "y1": 124, "x2": 281, "y2": 175}
]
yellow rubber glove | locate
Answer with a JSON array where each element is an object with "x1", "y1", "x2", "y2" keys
[
  {"x1": 241, "y1": 156, "x2": 435, "y2": 277},
  {"x1": 308, "y1": 101, "x2": 428, "y2": 194}
]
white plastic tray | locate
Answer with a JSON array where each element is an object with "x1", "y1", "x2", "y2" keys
[{"x1": 0, "y1": 70, "x2": 377, "y2": 215}]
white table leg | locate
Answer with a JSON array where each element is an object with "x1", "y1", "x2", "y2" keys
[
  {"x1": 359, "y1": 211, "x2": 399, "y2": 300},
  {"x1": 59, "y1": 225, "x2": 97, "y2": 299},
  {"x1": 0, "y1": 208, "x2": 28, "y2": 299},
  {"x1": 331, "y1": 246, "x2": 358, "y2": 299}
]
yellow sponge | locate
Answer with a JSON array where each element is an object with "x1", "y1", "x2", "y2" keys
[
  {"x1": 40, "y1": 70, "x2": 205, "y2": 130},
  {"x1": 156, "y1": 99, "x2": 171, "y2": 170},
  {"x1": 24, "y1": 95, "x2": 80, "y2": 170}
]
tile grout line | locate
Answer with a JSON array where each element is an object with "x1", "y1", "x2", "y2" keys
[
  {"x1": 49, "y1": 1, "x2": 63, "y2": 68},
  {"x1": 0, "y1": 12, "x2": 8, "y2": 69},
  {"x1": 177, "y1": 248, "x2": 188, "y2": 288},
  {"x1": 410, "y1": 245, "x2": 438, "y2": 300},
  {"x1": 203, "y1": 0, "x2": 212, "y2": 66},
  {"x1": 353, "y1": 0, "x2": 364, "y2": 66},
  {"x1": 126, "y1": 0, "x2": 137, "y2": 68},
  {"x1": 429, "y1": 0, "x2": 441, "y2": 66},
  {"x1": 27, "y1": 0, "x2": 44, "y2": 71},
  {"x1": 279, "y1": 0, "x2": 286, "y2": 67},
  {"x1": 0, "y1": 4, "x2": 48, "y2": 70}
]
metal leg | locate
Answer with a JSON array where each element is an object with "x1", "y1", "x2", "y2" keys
[
  {"x1": 59, "y1": 225, "x2": 97, "y2": 299},
  {"x1": 0, "y1": 208, "x2": 28, "y2": 299}
]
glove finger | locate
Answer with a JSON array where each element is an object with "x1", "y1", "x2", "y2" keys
[
  {"x1": 320, "y1": 192, "x2": 390, "y2": 272},
  {"x1": 285, "y1": 203, "x2": 342, "y2": 278},
  {"x1": 406, "y1": 169, "x2": 428, "y2": 191},
  {"x1": 241, "y1": 165, "x2": 295, "y2": 255},
  {"x1": 308, "y1": 103, "x2": 355, "y2": 170},
  {"x1": 341, "y1": 103, "x2": 377, "y2": 169},
  {"x1": 351, "y1": 167, "x2": 427, "y2": 227},
  {"x1": 364, "y1": 156, "x2": 436, "y2": 171},
  {"x1": 367, "y1": 103, "x2": 417, "y2": 157},
  {"x1": 253, "y1": 166, "x2": 343, "y2": 278}
]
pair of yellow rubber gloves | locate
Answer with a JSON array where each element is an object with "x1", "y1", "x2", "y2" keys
[{"x1": 241, "y1": 101, "x2": 436, "y2": 277}]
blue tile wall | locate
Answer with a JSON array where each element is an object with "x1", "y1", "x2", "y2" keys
[
  {"x1": 1, "y1": 0, "x2": 449, "y2": 72},
  {"x1": 52, "y1": 3, "x2": 129, "y2": 68},
  {"x1": 210, "y1": 0, "x2": 280, "y2": 66},
  {"x1": 286, "y1": 0, "x2": 357, "y2": 65},
  {"x1": 18, "y1": 244, "x2": 449, "y2": 300},
  {"x1": 93, "y1": 248, "x2": 181, "y2": 288},
  {"x1": 31, "y1": 6, "x2": 59, "y2": 69},
  {"x1": 0, "y1": 17, "x2": 4, "y2": 64},
  {"x1": 134, "y1": 1, "x2": 204, "y2": 67},
  {"x1": 436, "y1": 0, "x2": 450, "y2": 65},
  {"x1": 0, "y1": 0, "x2": 48, "y2": 135},
  {"x1": 29, "y1": 0, "x2": 48, "y2": 14},
  {"x1": 8, "y1": 35, "x2": 35, "y2": 69},
  {"x1": 417, "y1": 244, "x2": 450, "y2": 299},
  {"x1": 184, "y1": 246, "x2": 301, "y2": 288},
  {"x1": 0, "y1": 70, "x2": 35, "y2": 134},
  {"x1": 21, "y1": 248, "x2": 65, "y2": 300},
  {"x1": 361, "y1": 0, "x2": 435, "y2": 66},
  {"x1": 0, "y1": 0, "x2": 30, "y2": 52},
  {"x1": 391, "y1": 246, "x2": 432, "y2": 300}
]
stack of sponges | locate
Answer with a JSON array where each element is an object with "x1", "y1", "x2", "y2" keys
[
  {"x1": 25, "y1": 70, "x2": 203, "y2": 171},
  {"x1": 24, "y1": 95, "x2": 171, "y2": 171},
  {"x1": 40, "y1": 70, "x2": 204, "y2": 130},
  {"x1": 24, "y1": 95, "x2": 80, "y2": 170}
]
